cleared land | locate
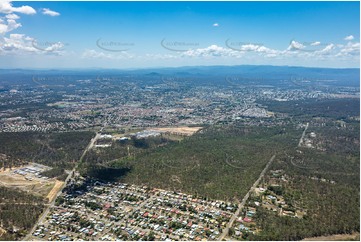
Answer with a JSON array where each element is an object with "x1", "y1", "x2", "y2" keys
[
  {"x1": 0, "y1": 227, "x2": 6, "y2": 237},
  {"x1": 0, "y1": 166, "x2": 22, "y2": 173},
  {"x1": 148, "y1": 126, "x2": 203, "y2": 136},
  {"x1": 46, "y1": 180, "x2": 64, "y2": 202},
  {"x1": 0, "y1": 169, "x2": 55, "y2": 198}
]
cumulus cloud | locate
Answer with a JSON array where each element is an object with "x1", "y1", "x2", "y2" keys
[
  {"x1": 41, "y1": 8, "x2": 60, "y2": 17},
  {"x1": 238, "y1": 44, "x2": 278, "y2": 55},
  {"x1": 5, "y1": 13, "x2": 19, "y2": 19},
  {"x1": 213, "y1": 23, "x2": 219, "y2": 27},
  {"x1": 0, "y1": 34, "x2": 37, "y2": 53},
  {"x1": 344, "y1": 35, "x2": 354, "y2": 41},
  {"x1": 310, "y1": 41, "x2": 321, "y2": 46},
  {"x1": 0, "y1": 1, "x2": 67, "y2": 56},
  {"x1": 0, "y1": 18, "x2": 22, "y2": 34},
  {"x1": 32, "y1": 40, "x2": 65, "y2": 53},
  {"x1": 145, "y1": 53, "x2": 178, "y2": 60},
  {"x1": 82, "y1": 49, "x2": 133, "y2": 59},
  {"x1": 0, "y1": 0, "x2": 36, "y2": 15},
  {"x1": 238, "y1": 44, "x2": 260, "y2": 52},
  {"x1": 315, "y1": 43, "x2": 335, "y2": 55},
  {"x1": 0, "y1": 1, "x2": 35, "y2": 34},
  {"x1": 338, "y1": 42, "x2": 360, "y2": 56},
  {"x1": 182, "y1": 45, "x2": 239, "y2": 58},
  {"x1": 0, "y1": 34, "x2": 66, "y2": 55},
  {"x1": 287, "y1": 40, "x2": 305, "y2": 51},
  {"x1": 179, "y1": 43, "x2": 284, "y2": 59}
]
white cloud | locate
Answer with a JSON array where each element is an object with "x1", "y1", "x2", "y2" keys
[
  {"x1": 179, "y1": 43, "x2": 282, "y2": 59},
  {"x1": 5, "y1": 13, "x2": 19, "y2": 19},
  {"x1": 338, "y1": 42, "x2": 360, "y2": 56},
  {"x1": 238, "y1": 44, "x2": 260, "y2": 52},
  {"x1": 232, "y1": 44, "x2": 278, "y2": 56},
  {"x1": 0, "y1": 1, "x2": 67, "y2": 56},
  {"x1": 287, "y1": 40, "x2": 305, "y2": 51},
  {"x1": 1, "y1": 34, "x2": 37, "y2": 53},
  {"x1": 41, "y1": 8, "x2": 60, "y2": 17},
  {"x1": 0, "y1": 1, "x2": 35, "y2": 34},
  {"x1": 32, "y1": 40, "x2": 64, "y2": 53},
  {"x1": 315, "y1": 43, "x2": 335, "y2": 55},
  {"x1": 182, "y1": 45, "x2": 239, "y2": 58},
  {"x1": 0, "y1": 34, "x2": 66, "y2": 55},
  {"x1": 0, "y1": 0, "x2": 36, "y2": 15},
  {"x1": 0, "y1": 18, "x2": 22, "y2": 34},
  {"x1": 310, "y1": 41, "x2": 321, "y2": 46},
  {"x1": 145, "y1": 53, "x2": 178, "y2": 60},
  {"x1": 81, "y1": 49, "x2": 133, "y2": 59},
  {"x1": 0, "y1": 23, "x2": 8, "y2": 34},
  {"x1": 213, "y1": 23, "x2": 219, "y2": 27},
  {"x1": 344, "y1": 35, "x2": 354, "y2": 41}
]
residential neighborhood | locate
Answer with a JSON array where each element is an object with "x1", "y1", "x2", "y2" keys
[{"x1": 30, "y1": 178, "x2": 238, "y2": 241}]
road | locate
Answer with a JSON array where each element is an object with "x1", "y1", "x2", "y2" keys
[
  {"x1": 23, "y1": 131, "x2": 101, "y2": 241},
  {"x1": 219, "y1": 123, "x2": 309, "y2": 240},
  {"x1": 218, "y1": 154, "x2": 276, "y2": 241},
  {"x1": 298, "y1": 122, "x2": 309, "y2": 147}
]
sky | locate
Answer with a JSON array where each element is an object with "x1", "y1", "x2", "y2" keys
[{"x1": 0, "y1": 1, "x2": 360, "y2": 69}]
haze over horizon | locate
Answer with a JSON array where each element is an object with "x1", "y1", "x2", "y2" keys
[{"x1": 0, "y1": 1, "x2": 360, "y2": 69}]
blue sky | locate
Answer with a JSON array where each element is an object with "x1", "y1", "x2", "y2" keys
[{"x1": 0, "y1": 1, "x2": 359, "y2": 68}]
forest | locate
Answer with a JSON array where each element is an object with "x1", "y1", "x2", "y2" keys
[
  {"x1": 0, "y1": 131, "x2": 94, "y2": 240},
  {"x1": 247, "y1": 101, "x2": 360, "y2": 240},
  {"x1": 0, "y1": 187, "x2": 44, "y2": 240},
  {"x1": 82, "y1": 124, "x2": 301, "y2": 201},
  {"x1": 0, "y1": 131, "x2": 94, "y2": 169},
  {"x1": 79, "y1": 98, "x2": 360, "y2": 240},
  {"x1": 0, "y1": 96, "x2": 359, "y2": 240},
  {"x1": 260, "y1": 98, "x2": 360, "y2": 120}
]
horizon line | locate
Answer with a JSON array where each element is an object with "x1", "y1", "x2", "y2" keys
[{"x1": 1, "y1": 64, "x2": 360, "y2": 71}]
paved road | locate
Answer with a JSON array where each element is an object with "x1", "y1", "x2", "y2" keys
[
  {"x1": 23, "y1": 131, "x2": 101, "y2": 241},
  {"x1": 298, "y1": 122, "x2": 309, "y2": 147},
  {"x1": 218, "y1": 154, "x2": 276, "y2": 241}
]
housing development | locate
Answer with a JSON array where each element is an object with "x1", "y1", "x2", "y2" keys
[
  {"x1": 0, "y1": 74, "x2": 357, "y2": 133},
  {"x1": 0, "y1": 65, "x2": 360, "y2": 241},
  {"x1": 1, "y1": 1, "x2": 361, "y2": 240}
]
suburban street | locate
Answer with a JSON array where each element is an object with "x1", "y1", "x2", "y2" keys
[{"x1": 23, "y1": 131, "x2": 101, "y2": 241}]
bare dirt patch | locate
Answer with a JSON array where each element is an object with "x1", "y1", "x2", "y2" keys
[
  {"x1": 0, "y1": 226, "x2": 6, "y2": 237},
  {"x1": 0, "y1": 173, "x2": 39, "y2": 187},
  {"x1": 0, "y1": 171, "x2": 54, "y2": 198},
  {"x1": 148, "y1": 126, "x2": 203, "y2": 136},
  {"x1": 46, "y1": 180, "x2": 64, "y2": 202},
  {"x1": 0, "y1": 166, "x2": 22, "y2": 173}
]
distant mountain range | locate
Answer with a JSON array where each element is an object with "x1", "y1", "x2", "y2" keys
[{"x1": 0, "y1": 65, "x2": 359, "y2": 87}]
